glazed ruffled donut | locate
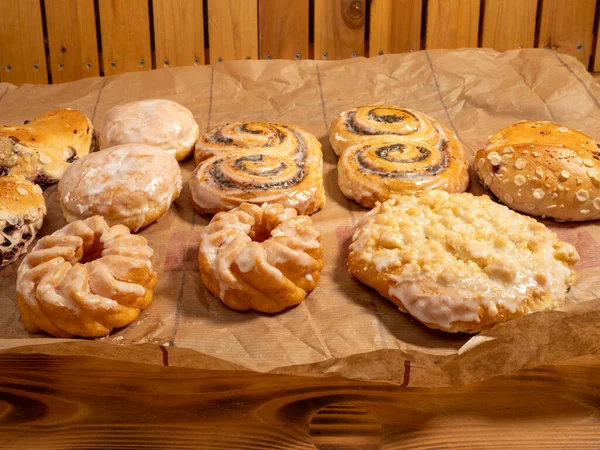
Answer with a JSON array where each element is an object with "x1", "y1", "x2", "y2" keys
[
  {"x1": 0, "y1": 175, "x2": 46, "y2": 268},
  {"x1": 16, "y1": 216, "x2": 157, "y2": 338},
  {"x1": 100, "y1": 99, "x2": 200, "y2": 162},
  {"x1": 348, "y1": 190, "x2": 579, "y2": 333},
  {"x1": 199, "y1": 203, "x2": 323, "y2": 313},
  {"x1": 59, "y1": 144, "x2": 182, "y2": 232},
  {"x1": 190, "y1": 122, "x2": 325, "y2": 215},
  {"x1": 0, "y1": 109, "x2": 94, "y2": 190},
  {"x1": 329, "y1": 106, "x2": 469, "y2": 207}
]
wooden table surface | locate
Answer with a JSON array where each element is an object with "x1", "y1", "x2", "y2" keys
[{"x1": 1, "y1": 354, "x2": 599, "y2": 449}]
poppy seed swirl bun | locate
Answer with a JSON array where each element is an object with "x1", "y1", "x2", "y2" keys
[
  {"x1": 190, "y1": 122, "x2": 325, "y2": 215},
  {"x1": 329, "y1": 106, "x2": 469, "y2": 207}
]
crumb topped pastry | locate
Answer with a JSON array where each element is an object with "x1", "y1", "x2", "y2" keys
[
  {"x1": 329, "y1": 106, "x2": 469, "y2": 207},
  {"x1": 348, "y1": 190, "x2": 579, "y2": 333},
  {"x1": 0, "y1": 109, "x2": 94, "y2": 189},
  {"x1": 476, "y1": 120, "x2": 600, "y2": 221},
  {"x1": 0, "y1": 175, "x2": 46, "y2": 268},
  {"x1": 199, "y1": 203, "x2": 323, "y2": 313}
]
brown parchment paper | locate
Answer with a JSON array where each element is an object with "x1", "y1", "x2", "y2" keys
[{"x1": 1, "y1": 48, "x2": 600, "y2": 387}]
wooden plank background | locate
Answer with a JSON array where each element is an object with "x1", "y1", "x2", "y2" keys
[
  {"x1": 4, "y1": 0, "x2": 600, "y2": 85},
  {"x1": 45, "y1": 0, "x2": 100, "y2": 84},
  {"x1": 1, "y1": 354, "x2": 600, "y2": 449}
]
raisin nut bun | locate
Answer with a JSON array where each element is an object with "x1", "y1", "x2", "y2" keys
[{"x1": 0, "y1": 109, "x2": 94, "y2": 190}]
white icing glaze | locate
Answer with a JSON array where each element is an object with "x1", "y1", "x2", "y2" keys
[
  {"x1": 100, "y1": 99, "x2": 199, "y2": 160},
  {"x1": 59, "y1": 144, "x2": 182, "y2": 231}
]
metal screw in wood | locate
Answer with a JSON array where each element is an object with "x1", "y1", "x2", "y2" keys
[
  {"x1": 58, "y1": 63, "x2": 64, "y2": 70},
  {"x1": 295, "y1": 53, "x2": 300, "y2": 60},
  {"x1": 194, "y1": 57, "x2": 199, "y2": 65},
  {"x1": 217, "y1": 57, "x2": 223, "y2": 62},
  {"x1": 5, "y1": 65, "x2": 11, "y2": 72},
  {"x1": 266, "y1": 54, "x2": 272, "y2": 60},
  {"x1": 163, "y1": 60, "x2": 169, "y2": 67},
  {"x1": 322, "y1": 52, "x2": 328, "y2": 59},
  {"x1": 378, "y1": 50, "x2": 383, "y2": 56},
  {"x1": 577, "y1": 44, "x2": 583, "y2": 51},
  {"x1": 139, "y1": 59, "x2": 145, "y2": 67},
  {"x1": 351, "y1": 51, "x2": 357, "y2": 58},
  {"x1": 33, "y1": 64, "x2": 39, "y2": 70},
  {"x1": 86, "y1": 62, "x2": 92, "y2": 69},
  {"x1": 110, "y1": 61, "x2": 117, "y2": 68}
]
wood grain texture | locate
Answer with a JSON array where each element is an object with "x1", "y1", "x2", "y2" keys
[
  {"x1": 369, "y1": 0, "x2": 422, "y2": 56},
  {"x1": 426, "y1": 0, "x2": 481, "y2": 49},
  {"x1": 207, "y1": 0, "x2": 258, "y2": 63},
  {"x1": 153, "y1": 0, "x2": 205, "y2": 68},
  {"x1": 481, "y1": 0, "x2": 538, "y2": 51},
  {"x1": 1, "y1": 354, "x2": 600, "y2": 449},
  {"x1": 0, "y1": 0, "x2": 48, "y2": 85},
  {"x1": 314, "y1": 0, "x2": 367, "y2": 60},
  {"x1": 97, "y1": 0, "x2": 152, "y2": 75},
  {"x1": 538, "y1": 0, "x2": 597, "y2": 65},
  {"x1": 45, "y1": 0, "x2": 100, "y2": 84},
  {"x1": 259, "y1": 0, "x2": 309, "y2": 60}
]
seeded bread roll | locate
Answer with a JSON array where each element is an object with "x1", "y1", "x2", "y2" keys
[
  {"x1": 476, "y1": 121, "x2": 600, "y2": 221},
  {"x1": 0, "y1": 175, "x2": 46, "y2": 268}
]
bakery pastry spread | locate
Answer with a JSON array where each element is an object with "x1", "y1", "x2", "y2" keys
[
  {"x1": 0, "y1": 175, "x2": 46, "y2": 268},
  {"x1": 100, "y1": 99, "x2": 200, "y2": 162},
  {"x1": 476, "y1": 120, "x2": 600, "y2": 221},
  {"x1": 329, "y1": 106, "x2": 469, "y2": 207},
  {"x1": 199, "y1": 202, "x2": 323, "y2": 313},
  {"x1": 190, "y1": 122, "x2": 325, "y2": 215},
  {"x1": 59, "y1": 144, "x2": 182, "y2": 232},
  {"x1": 0, "y1": 109, "x2": 94, "y2": 189},
  {"x1": 348, "y1": 190, "x2": 579, "y2": 333},
  {"x1": 16, "y1": 216, "x2": 157, "y2": 338}
]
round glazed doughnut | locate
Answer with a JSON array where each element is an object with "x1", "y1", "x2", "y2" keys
[
  {"x1": 190, "y1": 122, "x2": 325, "y2": 215},
  {"x1": 476, "y1": 120, "x2": 600, "y2": 221},
  {"x1": 329, "y1": 106, "x2": 469, "y2": 207},
  {"x1": 0, "y1": 109, "x2": 94, "y2": 189},
  {"x1": 59, "y1": 144, "x2": 182, "y2": 232},
  {"x1": 199, "y1": 203, "x2": 323, "y2": 313},
  {"x1": 100, "y1": 99, "x2": 199, "y2": 162},
  {"x1": 0, "y1": 175, "x2": 46, "y2": 269},
  {"x1": 16, "y1": 216, "x2": 157, "y2": 338},
  {"x1": 348, "y1": 190, "x2": 579, "y2": 333}
]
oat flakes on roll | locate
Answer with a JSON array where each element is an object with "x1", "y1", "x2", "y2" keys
[
  {"x1": 476, "y1": 120, "x2": 600, "y2": 221},
  {"x1": 0, "y1": 175, "x2": 46, "y2": 269},
  {"x1": 348, "y1": 190, "x2": 579, "y2": 333},
  {"x1": 329, "y1": 106, "x2": 469, "y2": 207},
  {"x1": 0, "y1": 109, "x2": 94, "y2": 190},
  {"x1": 199, "y1": 203, "x2": 323, "y2": 313},
  {"x1": 59, "y1": 144, "x2": 182, "y2": 232},
  {"x1": 100, "y1": 99, "x2": 200, "y2": 162}
]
